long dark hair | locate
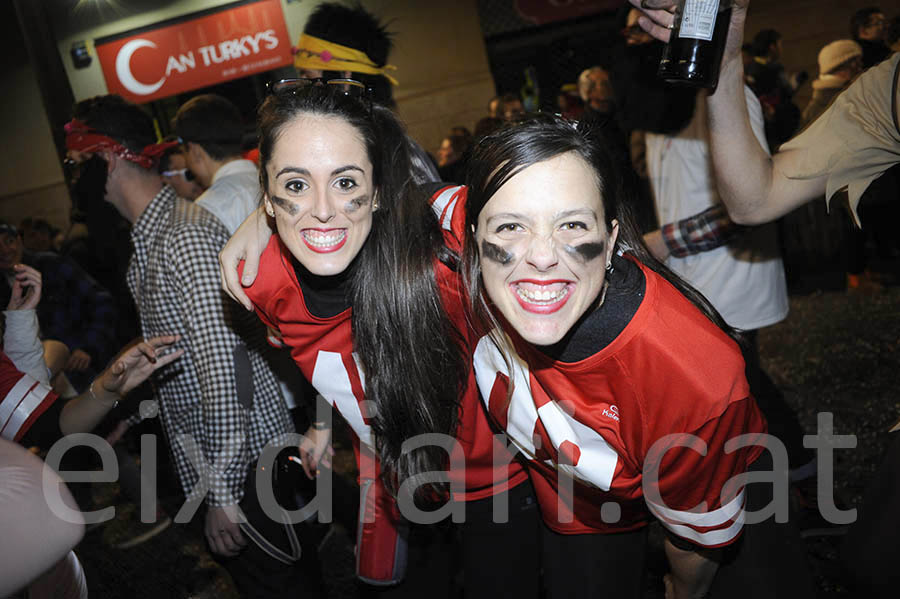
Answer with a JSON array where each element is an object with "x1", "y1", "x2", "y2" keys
[
  {"x1": 257, "y1": 85, "x2": 466, "y2": 499},
  {"x1": 461, "y1": 113, "x2": 740, "y2": 361}
]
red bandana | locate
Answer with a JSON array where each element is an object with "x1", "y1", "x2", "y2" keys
[{"x1": 64, "y1": 119, "x2": 178, "y2": 169}]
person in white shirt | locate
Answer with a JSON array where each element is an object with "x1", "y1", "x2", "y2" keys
[{"x1": 173, "y1": 94, "x2": 260, "y2": 234}]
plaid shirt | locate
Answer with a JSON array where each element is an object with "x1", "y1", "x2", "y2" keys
[
  {"x1": 127, "y1": 186, "x2": 293, "y2": 507},
  {"x1": 661, "y1": 203, "x2": 743, "y2": 258}
]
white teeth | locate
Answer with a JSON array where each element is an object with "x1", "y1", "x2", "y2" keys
[
  {"x1": 303, "y1": 230, "x2": 345, "y2": 248},
  {"x1": 516, "y1": 286, "x2": 568, "y2": 304}
]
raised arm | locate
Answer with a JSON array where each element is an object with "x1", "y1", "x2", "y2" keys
[
  {"x1": 59, "y1": 335, "x2": 183, "y2": 436},
  {"x1": 630, "y1": 0, "x2": 827, "y2": 224},
  {"x1": 218, "y1": 205, "x2": 274, "y2": 310},
  {"x1": 3, "y1": 264, "x2": 48, "y2": 383}
]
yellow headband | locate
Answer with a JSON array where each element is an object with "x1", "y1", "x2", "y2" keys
[{"x1": 293, "y1": 33, "x2": 399, "y2": 86}]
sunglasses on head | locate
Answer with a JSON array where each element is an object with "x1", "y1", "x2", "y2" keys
[
  {"x1": 267, "y1": 77, "x2": 369, "y2": 95},
  {"x1": 162, "y1": 167, "x2": 195, "y2": 181},
  {"x1": 266, "y1": 77, "x2": 373, "y2": 112}
]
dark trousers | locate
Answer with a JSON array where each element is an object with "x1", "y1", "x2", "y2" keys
[
  {"x1": 841, "y1": 433, "x2": 900, "y2": 597},
  {"x1": 542, "y1": 525, "x2": 647, "y2": 599},
  {"x1": 711, "y1": 451, "x2": 815, "y2": 598},
  {"x1": 743, "y1": 330, "x2": 815, "y2": 472},
  {"x1": 218, "y1": 466, "x2": 324, "y2": 599},
  {"x1": 364, "y1": 478, "x2": 543, "y2": 599},
  {"x1": 460, "y1": 478, "x2": 542, "y2": 598}
]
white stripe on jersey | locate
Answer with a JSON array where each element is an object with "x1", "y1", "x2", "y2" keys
[
  {"x1": 650, "y1": 499, "x2": 746, "y2": 546},
  {"x1": 311, "y1": 350, "x2": 373, "y2": 448},
  {"x1": 0, "y1": 374, "x2": 39, "y2": 431},
  {"x1": 646, "y1": 487, "x2": 745, "y2": 528},
  {"x1": 1, "y1": 380, "x2": 51, "y2": 441},
  {"x1": 430, "y1": 186, "x2": 462, "y2": 231},
  {"x1": 442, "y1": 198, "x2": 459, "y2": 231}
]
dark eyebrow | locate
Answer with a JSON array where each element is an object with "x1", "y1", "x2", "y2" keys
[
  {"x1": 555, "y1": 209, "x2": 597, "y2": 220},
  {"x1": 486, "y1": 212, "x2": 528, "y2": 225},
  {"x1": 275, "y1": 165, "x2": 364, "y2": 178},
  {"x1": 275, "y1": 166, "x2": 311, "y2": 178},
  {"x1": 331, "y1": 165, "x2": 364, "y2": 176}
]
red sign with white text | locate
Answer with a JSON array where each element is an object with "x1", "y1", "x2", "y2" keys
[{"x1": 95, "y1": 0, "x2": 292, "y2": 103}]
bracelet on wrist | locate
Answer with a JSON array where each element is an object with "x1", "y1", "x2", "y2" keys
[
  {"x1": 310, "y1": 421, "x2": 329, "y2": 430},
  {"x1": 89, "y1": 380, "x2": 119, "y2": 409}
]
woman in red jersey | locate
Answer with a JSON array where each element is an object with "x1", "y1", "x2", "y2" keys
[
  {"x1": 453, "y1": 113, "x2": 812, "y2": 599},
  {"x1": 222, "y1": 80, "x2": 537, "y2": 596}
]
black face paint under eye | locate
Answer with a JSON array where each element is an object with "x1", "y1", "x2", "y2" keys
[
  {"x1": 481, "y1": 240, "x2": 514, "y2": 266},
  {"x1": 270, "y1": 195, "x2": 300, "y2": 216},
  {"x1": 563, "y1": 240, "x2": 605, "y2": 263},
  {"x1": 344, "y1": 194, "x2": 369, "y2": 212}
]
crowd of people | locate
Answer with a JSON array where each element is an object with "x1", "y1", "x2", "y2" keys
[{"x1": 1, "y1": 1, "x2": 898, "y2": 597}]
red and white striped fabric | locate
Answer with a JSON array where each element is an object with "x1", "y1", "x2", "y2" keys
[{"x1": 0, "y1": 351, "x2": 57, "y2": 443}]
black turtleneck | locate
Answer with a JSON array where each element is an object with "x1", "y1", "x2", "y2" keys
[
  {"x1": 293, "y1": 257, "x2": 354, "y2": 319},
  {"x1": 539, "y1": 254, "x2": 646, "y2": 363}
]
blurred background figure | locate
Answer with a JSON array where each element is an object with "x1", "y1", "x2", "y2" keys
[
  {"x1": 173, "y1": 94, "x2": 257, "y2": 234},
  {"x1": 473, "y1": 116, "x2": 502, "y2": 140},
  {"x1": 18, "y1": 217, "x2": 58, "y2": 253},
  {"x1": 436, "y1": 132, "x2": 471, "y2": 184},
  {"x1": 887, "y1": 15, "x2": 900, "y2": 51},
  {"x1": 802, "y1": 40, "x2": 863, "y2": 126},
  {"x1": 745, "y1": 29, "x2": 806, "y2": 150},
  {"x1": 555, "y1": 83, "x2": 584, "y2": 120},
  {"x1": 487, "y1": 95, "x2": 501, "y2": 119},
  {"x1": 851, "y1": 6, "x2": 890, "y2": 67},
  {"x1": 158, "y1": 138, "x2": 204, "y2": 201},
  {"x1": 577, "y1": 66, "x2": 615, "y2": 117},
  {"x1": 497, "y1": 92, "x2": 524, "y2": 121},
  {"x1": 0, "y1": 221, "x2": 116, "y2": 390}
]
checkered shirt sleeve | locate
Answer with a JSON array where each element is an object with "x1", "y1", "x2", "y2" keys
[
  {"x1": 661, "y1": 204, "x2": 743, "y2": 258},
  {"x1": 128, "y1": 190, "x2": 293, "y2": 508}
]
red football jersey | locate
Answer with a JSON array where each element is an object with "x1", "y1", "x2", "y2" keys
[
  {"x1": 0, "y1": 351, "x2": 56, "y2": 443},
  {"x1": 472, "y1": 259, "x2": 766, "y2": 547},
  {"x1": 432, "y1": 184, "x2": 766, "y2": 548},
  {"x1": 241, "y1": 233, "x2": 525, "y2": 501}
]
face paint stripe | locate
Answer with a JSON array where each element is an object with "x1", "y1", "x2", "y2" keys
[
  {"x1": 563, "y1": 240, "x2": 605, "y2": 263},
  {"x1": 481, "y1": 240, "x2": 514, "y2": 266},
  {"x1": 344, "y1": 194, "x2": 369, "y2": 213},
  {"x1": 270, "y1": 195, "x2": 300, "y2": 216}
]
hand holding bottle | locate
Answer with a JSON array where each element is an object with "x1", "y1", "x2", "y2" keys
[
  {"x1": 630, "y1": 0, "x2": 749, "y2": 87},
  {"x1": 629, "y1": 0, "x2": 749, "y2": 58}
]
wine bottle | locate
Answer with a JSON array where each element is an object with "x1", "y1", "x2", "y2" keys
[{"x1": 657, "y1": 0, "x2": 732, "y2": 89}]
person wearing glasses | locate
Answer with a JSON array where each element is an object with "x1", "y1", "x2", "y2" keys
[
  {"x1": 158, "y1": 138, "x2": 204, "y2": 201},
  {"x1": 172, "y1": 94, "x2": 260, "y2": 234},
  {"x1": 221, "y1": 79, "x2": 540, "y2": 597},
  {"x1": 852, "y1": 6, "x2": 891, "y2": 69}
]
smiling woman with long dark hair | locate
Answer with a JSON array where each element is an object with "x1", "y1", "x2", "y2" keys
[
  {"x1": 223, "y1": 80, "x2": 536, "y2": 595},
  {"x1": 452, "y1": 113, "x2": 810, "y2": 599}
]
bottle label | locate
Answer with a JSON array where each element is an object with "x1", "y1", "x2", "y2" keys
[{"x1": 678, "y1": 0, "x2": 720, "y2": 41}]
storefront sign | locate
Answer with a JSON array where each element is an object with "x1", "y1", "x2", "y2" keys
[{"x1": 95, "y1": 0, "x2": 292, "y2": 103}]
